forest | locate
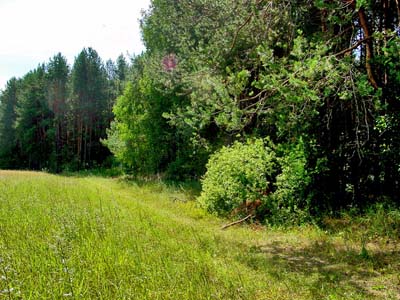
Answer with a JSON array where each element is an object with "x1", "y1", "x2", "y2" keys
[
  {"x1": 1, "y1": 0, "x2": 400, "y2": 223},
  {"x1": 0, "y1": 49, "x2": 128, "y2": 172}
]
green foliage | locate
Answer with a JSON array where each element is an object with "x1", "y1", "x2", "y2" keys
[
  {"x1": 104, "y1": 81, "x2": 152, "y2": 172},
  {"x1": 267, "y1": 138, "x2": 312, "y2": 225},
  {"x1": 199, "y1": 137, "x2": 313, "y2": 224},
  {"x1": 104, "y1": 0, "x2": 400, "y2": 214},
  {"x1": 0, "y1": 78, "x2": 19, "y2": 167},
  {"x1": 199, "y1": 138, "x2": 276, "y2": 215},
  {"x1": 15, "y1": 66, "x2": 54, "y2": 170},
  {"x1": 103, "y1": 52, "x2": 210, "y2": 178},
  {"x1": 104, "y1": 54, "x2": 175, "y2": 174}
]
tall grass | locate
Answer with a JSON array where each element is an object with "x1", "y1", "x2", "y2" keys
[{"x1": 0, "y1": 171, "x2": 398, "y2": 299}]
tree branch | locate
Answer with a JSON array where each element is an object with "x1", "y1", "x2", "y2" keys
[
  {"x1": 334, "y1": 36, "x2": 372, "y2": 57},
  {"x1": 221, "y1": 214, "x2": 253, "y2": 230},
  {"x1": 229, "y1": 12, "x2": 253, "y2": 53}
]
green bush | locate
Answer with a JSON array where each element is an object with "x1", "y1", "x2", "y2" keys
[
  {"x1": 198, "y1": 138, "x2": 276, "y2": 215},
  {"x1": 266, "y1": 138, "x2": 311, "y2": 225}
]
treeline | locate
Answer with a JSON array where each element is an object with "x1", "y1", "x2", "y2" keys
[
  {"x1": 1, "y1": 0, "x2": 400, "y2": 218},
  {"x1": 0, "y1": 48, "x2": 128, "y2": 171},
  {"x1": 105, "y1": 0, "x2": 400, "y2": 215}
]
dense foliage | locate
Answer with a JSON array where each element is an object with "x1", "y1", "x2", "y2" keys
[
  {"x1": 1, "y1": 0, "x2": 400, "y2": 221},
  {"x1": 0, "y1": 50, "x2": 128, "y2": 171},
  {"x1": 198, "y1": 138, "x2": 276, "y2": 215},
  {"x1": 106, "y1": 0, "x2": 400, "y2": 218}
]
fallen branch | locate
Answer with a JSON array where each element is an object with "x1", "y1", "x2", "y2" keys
[{"x1": 221, "y1": 214, "x2": 253, "y2": 230}]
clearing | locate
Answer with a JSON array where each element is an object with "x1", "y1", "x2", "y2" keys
[{"x1": 0, "y1": 171, "x2": 399, "y2": 299}]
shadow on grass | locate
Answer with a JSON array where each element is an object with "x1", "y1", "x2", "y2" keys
[{"x1": 237, "y1": 237, "x2": 400, "y2": 299}]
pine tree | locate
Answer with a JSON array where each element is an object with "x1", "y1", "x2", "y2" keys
[
  {"x1": 15, "y1": 66, "x2": 53, "y2": 170},
  {"x1": 71, "y1": 48, "x2": 110, "y2": 168},
  {"x1": 0, "y1": 78, "x2": 19, "y2": 168},
  {"x1": 46, "y1": 53, "x2": 69, "y2": 171}
]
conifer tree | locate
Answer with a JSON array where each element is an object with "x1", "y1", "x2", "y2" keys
[
  {"x1": 46, "y1": 53, "x2": 69, "y2": 171},
  {"x1": 0, "y1": 78, "x2": 19, "y2": 168},
  {"x1": 71, "y1": 48, "x2": 110, "y2": 168},
  {"x1": 15, "y1": 66, "x2": 53, "y2": 169}
]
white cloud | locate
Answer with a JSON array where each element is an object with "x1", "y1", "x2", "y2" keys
[{"x1": 0, "y1": 0, "x2": 151, "y2": 90}]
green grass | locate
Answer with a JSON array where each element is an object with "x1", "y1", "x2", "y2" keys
[{"x1": 0, "y1": 171, "x2": 399, "y2": 299}]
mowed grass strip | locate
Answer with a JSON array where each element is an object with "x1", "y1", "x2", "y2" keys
[{"x1": 0, "y1": 171, "x2": 398, "y2": 299}]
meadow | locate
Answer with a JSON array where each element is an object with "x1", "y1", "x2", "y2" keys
[{"x1": 0, "y1": 170, "x2": 398, "y2": 299}]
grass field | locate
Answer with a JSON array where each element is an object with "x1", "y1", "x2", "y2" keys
[{"x1": 0, "y1": 170, "x2": 399, "y2": 299}]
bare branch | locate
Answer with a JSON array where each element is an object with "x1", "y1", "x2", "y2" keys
[
  {"x1": 221, "y1": 214, "x2": 253, "y2": 230},
  {"x1": 229, "y1": 12, "x2": 254, "y2": 53},
  {"x1": 334, "y1": 36, "x2": 372, "y2": 57}
]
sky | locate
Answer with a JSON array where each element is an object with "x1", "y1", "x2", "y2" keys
[{"x1": 0, "y1": 0, "x2": 151, "y2": 90}]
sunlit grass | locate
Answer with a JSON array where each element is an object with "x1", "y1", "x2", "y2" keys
[{"x1": 0, "y1": 171, "x2": 398, "y2": 299}]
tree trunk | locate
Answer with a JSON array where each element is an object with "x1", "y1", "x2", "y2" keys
[
  {"x1": 396, "y1": 0, "x2": 400, "y2": 27},
  {"x1": 357, "y1": 7, "x2": 379, "y2": 88}
]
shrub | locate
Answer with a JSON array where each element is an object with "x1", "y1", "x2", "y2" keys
[
  {"x1": 198, "y1": 138, "x2": 276, "y2": 215},
  {"x1": 266, "y1": 138, "x2": 312, "y2": 225}
]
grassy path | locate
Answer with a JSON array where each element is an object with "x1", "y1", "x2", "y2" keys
[{"x1": 0, "y1": 171, "x2": 398, "y2": 299}]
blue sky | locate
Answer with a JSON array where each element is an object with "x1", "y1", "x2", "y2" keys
[{"x1": 0, "y1": 0, "x2": 151, "y2": 90}]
